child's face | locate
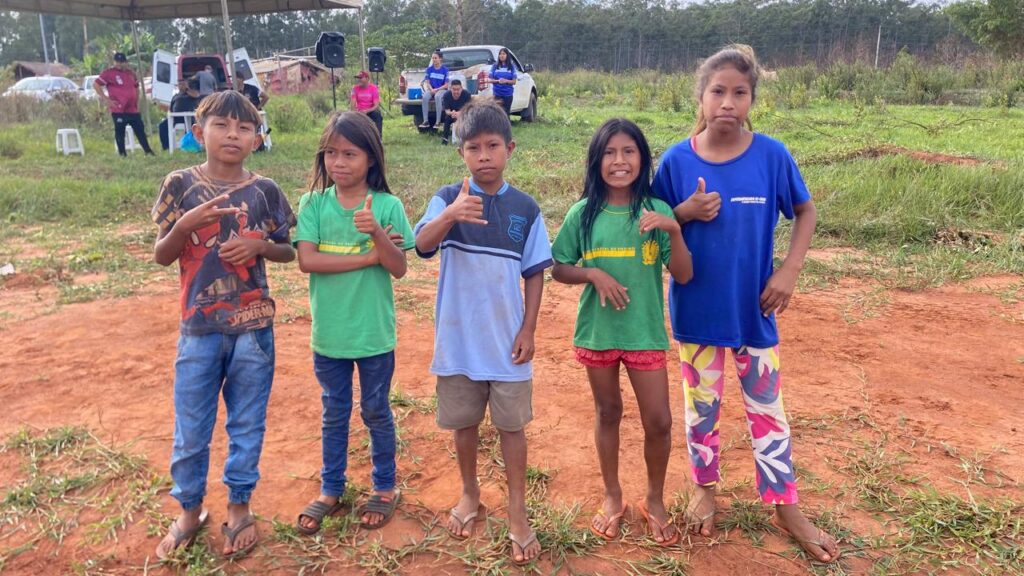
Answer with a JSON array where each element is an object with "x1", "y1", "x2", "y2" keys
[
  {"x1": 458, "y1": 133, "x2": 514, "y2": 188},
  {"x1": 323, "y1": 134, "x2": 372, "y2": 191},
  {"x1": 700, "y1": 66, "x2": 753, "y2": 132},
  {"x1": 601, "y1": 132, "x2": 642, "y2": 195},
  {"x1": 194, "y1": 114, "x2": 258, "y2": 164}
]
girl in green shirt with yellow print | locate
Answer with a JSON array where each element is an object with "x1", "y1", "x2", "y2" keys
[
  {"x1": 551, "y1": 118, "x2": 693, "y2": 546},
  {"x1": 293, "y1": 112, "x2": 415, "y2": 536}
]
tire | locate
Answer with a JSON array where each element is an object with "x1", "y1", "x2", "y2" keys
[
  {"x1": 520, "y1": 92, "x2": 537, "y2": 123},
  {"x1": 412, "y1": 110, "x2": 425, "y2": 129}
]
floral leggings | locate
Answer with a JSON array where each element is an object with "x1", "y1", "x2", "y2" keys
[{"x1": 680, "y1": 343, "x2": 799, "y2": 505}]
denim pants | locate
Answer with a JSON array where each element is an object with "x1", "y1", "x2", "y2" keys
[
  {"x1": 170, "y1": 327, "x2": 275, "y2": 510},
  {"x1": 314, "y1": 350, "x2": 397, "y2": 497}
]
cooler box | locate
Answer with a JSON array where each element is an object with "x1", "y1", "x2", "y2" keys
[{"x1": 408, "y1": 87, "x2": 423, "y2": 100}]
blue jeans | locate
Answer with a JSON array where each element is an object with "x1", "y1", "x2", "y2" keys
[
  {"x1": 170, "y1": 327, "x2": 275, "y2": 510},
  {"x1": 314, "y1": 351, "x2": 397, "y2": 497}
]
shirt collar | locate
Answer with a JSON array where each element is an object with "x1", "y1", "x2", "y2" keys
[{"x1": 469, "y1": 177, "x2": 508, "y2": 196}]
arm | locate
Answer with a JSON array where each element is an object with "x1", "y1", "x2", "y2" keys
[
  {"x1": 297, "y1": 241, "x2": 378, "y2": 273},
  {"x1": 672, "y1": 177, "x2": 721, "y2": 224},
  {"x1": 93, "y1": 78, "x2": 115, "y2": 110},
  {"x1": 551, "y1": 263, "x2": 630, "y2": 310},
  {"x1": 511, "y1": 271, "x2": 544, "y2": 364},
  {"x1": 153, "y1": 193, "x2": 239, "y2": 266},
  {"x1": 760, "y1": 199, "x2": 816, "y2": 316},
  {"x1": 639, "y1": 207, "x2": 693, "y2": 285},
  {"x1": 415, "y1": 179, "x2": 486, "y2": 254},
  {"x1": 353, "y1": 195, "x2": 406, "y2": 278},
  {"x1": 259, "y1": 91, "x2": 269, "y2": 108}
]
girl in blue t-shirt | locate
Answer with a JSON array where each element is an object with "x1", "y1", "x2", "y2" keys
[
  {"x1": 489, "y1": 48, "x2": 517, "y2": 117},
  {"x1": 551, "y1": 119, "x2": 692, "y2": 546},
  {"x1": 293, "y1": 112, "x2": 415, "y2": 536},
  {"x1": 653, "y1": 45, "x2": 839, "y2": 563}
]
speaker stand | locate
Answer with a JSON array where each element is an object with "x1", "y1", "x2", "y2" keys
[{"x1": 330, "y1": 67, "x2": 337, "y2": 111}]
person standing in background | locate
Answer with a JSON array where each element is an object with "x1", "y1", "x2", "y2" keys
[{"x1": 94, "y1": 52, "x2": 155, "y2": 156}]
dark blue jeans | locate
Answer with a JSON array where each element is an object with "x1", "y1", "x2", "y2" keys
[
  {"x1": 170, "y1": 327, "x2": 275, "y2": 510},
  {"x1": 314, "y1": 351, "x2": 397, "y2": 497}
]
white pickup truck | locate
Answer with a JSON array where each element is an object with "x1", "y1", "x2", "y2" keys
[{"x1": 395, "y1": 45, "x2": 538, "y2": 129}]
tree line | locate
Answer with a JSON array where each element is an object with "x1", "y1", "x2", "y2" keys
[{"x1": 1, "y1": 0, "x2": 1019, "y2": 76}]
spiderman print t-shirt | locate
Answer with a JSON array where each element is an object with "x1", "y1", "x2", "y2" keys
[{"x1": 152, "y1": 167, "x2": 295, "y2": 335}]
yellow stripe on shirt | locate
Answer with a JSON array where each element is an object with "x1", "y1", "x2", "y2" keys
[
  {"x1": 583, "y1": 247, "x2": 636, "y2": 260},
  {"x1": 319, "y1": 243, "x2": 363, "y2": 254}
]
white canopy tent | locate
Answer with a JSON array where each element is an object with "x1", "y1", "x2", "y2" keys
[{"x1": 1, "y1": 0, "x2": 366, "y2": 124}]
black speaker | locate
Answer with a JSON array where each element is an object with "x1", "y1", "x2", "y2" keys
[
  {"x1": 367, "y1": 47, "x2": 386, "y2": 72},
  {"x1": 315, "y1": 32, "x2": 345, "y2": 68}
]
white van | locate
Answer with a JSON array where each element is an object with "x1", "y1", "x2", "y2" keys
[{"x1": 150, "y1": 48, "x2": 261, "y2": 106}]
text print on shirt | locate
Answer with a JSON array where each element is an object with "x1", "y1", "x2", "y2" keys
[{"x1": 731, "y1": 196, "x2": 767, "y2": 205}]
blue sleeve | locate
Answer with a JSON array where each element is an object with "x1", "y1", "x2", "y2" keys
[
  {"x1": 442, "y1": 66, "x2": 450, "y2": 84},
  {"x1": 521, "y1": 213, "x2": 554, "y2": 278},
  {"x1": 778, "y1": 148, "x2": 811, "y2": 220},
  {"x1": 413, "y1": 194, "x2": 449, "y2": 258}
]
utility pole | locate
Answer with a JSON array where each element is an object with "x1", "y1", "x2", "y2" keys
[
  {"x1": 83, "y1": 18, "x2": 88, "y2": 61},
  {"x1": 39, "y1": 14, "x2": 50, "y2": 75},
  {"x1": 875, "y1": 22, "x2": 882, "y2": 68}
]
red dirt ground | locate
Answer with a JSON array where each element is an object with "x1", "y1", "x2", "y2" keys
[{"x1": 1, "y1": 259, "x2": 1022, "y2": 575}]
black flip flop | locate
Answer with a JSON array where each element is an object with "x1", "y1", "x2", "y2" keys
[
  {"x1": 156, "y1": 509, "x2": 210, "y2": 561},
  {"x1": 296, "y1": 499, "x2": 347, "y2": 535},
  {"x1": 358, "y1": 489, "x2": 402, "y2": 530},
  {"x1": 222, "y1": 514, "x2": 258, "y2": 560}
]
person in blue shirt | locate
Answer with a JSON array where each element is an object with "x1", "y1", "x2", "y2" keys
[
  {"x1": 419, "y1": 51, "x2": 450, "y2": 129},
  {"x1": 653, "y1": 44, "x2": 840, "y2": 565},
  {"x1": 489, "y1": 48, "x2": 517, "y2": 117}
]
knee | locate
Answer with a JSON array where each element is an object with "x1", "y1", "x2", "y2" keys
[
  {"x1": 595, "y1": 403, "x2": 623, "y2": 427},
  {"x1": 360, "y1": 404, "x2": 394, "y2": 428},
  {"x1": 644, "y1": 414, "x2": 672, "y2": 440}
]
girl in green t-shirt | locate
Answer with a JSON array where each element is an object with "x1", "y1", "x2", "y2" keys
[
  {"x1": 293, "y1": 112, "x2": 416, "y2": 536},
  {"x1": 551, "y1": 118, "x2": 693, "y2": 546}
]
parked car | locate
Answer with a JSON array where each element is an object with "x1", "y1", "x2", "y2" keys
[
  {"x1": 395, "y1": 45, "x2": 538, "y2": 129},
  {"x1": 150, "y1": 48, "x2": 260, "y2": 106},
  {"x1": 80, "y1": 75, "x2": 99, "y2": 99},
  {"x1": 3, "y1": 76, "x2": 83, "y2": 101}
]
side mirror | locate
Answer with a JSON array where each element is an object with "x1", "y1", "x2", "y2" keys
[{"x1": 523, "y1": 63, "x2": 534, "y2": 73}]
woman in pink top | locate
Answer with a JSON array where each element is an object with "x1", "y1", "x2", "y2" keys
[{"x1": 350, "y1": 71, "x2": 383, "y2": 136}]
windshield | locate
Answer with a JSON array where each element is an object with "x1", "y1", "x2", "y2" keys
[
  {"x1": 440, "y1": 49, "x2": 494, "y2": 71},
  {"x1": 13, "y1": 78, "x2": 51, "y2": 91}
]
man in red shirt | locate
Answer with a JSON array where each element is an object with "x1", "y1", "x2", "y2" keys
[
  {"x1": 349, "y1": 70, "x2": 383, "y2": 136},
  {"x1": 94, "y1": 52, "x2": 155, "y2": 156}
]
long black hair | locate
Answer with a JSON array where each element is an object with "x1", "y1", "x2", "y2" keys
[
  {"x1": 308, "y1": 111, "x2": 391, "y2": 194},
  {"x1": 494, "y1": 48, "x2": 514, "y2": 71},
  {"x1": 580, "y1": 118, "x2": 654, "y2": 249}
]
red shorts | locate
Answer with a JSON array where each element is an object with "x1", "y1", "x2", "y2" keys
[{"x1": 574, "y1": 347, "x2": 667, "y2": 371}]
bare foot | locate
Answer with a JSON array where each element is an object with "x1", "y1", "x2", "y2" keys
[
  {"x1": 446, "y1": 488, "x2": 481, "y2": 538},
  {"x1": 642, "y1": 495, "x2": 677, "y2": 543},
  {"x1": 775, "y1": 505, "x2": 839, "y2": 563},
  {"x1": 155, "y1": 508, "x2": 206, "y2": 560},
  {"x1": 222, "y1": 503, "x2": 258, "y2": 556},
  {"x1": 361, "y1": 488, "x2": 397, "y2": 527},
  {"x1": 591, "y1": 492, "x2": 626, "y2": 539},
  {"x1": 685, "y1": 484, "x2": 716, "y2": 536},
  {"x1": 298, "y1": 494, "x2": 340, "y2": 532}
]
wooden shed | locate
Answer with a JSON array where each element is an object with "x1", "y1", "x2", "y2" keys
[
  {"x1": 11, "y1": 61, "x2": 72, "y2": 80},
  {"x1": 251, "y1": 57, "x2": 330, "y2": 94}
]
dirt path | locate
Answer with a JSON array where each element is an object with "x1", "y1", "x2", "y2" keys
[{"x1": 1, "y1": 262, "x2": 1022, "y2": 575}]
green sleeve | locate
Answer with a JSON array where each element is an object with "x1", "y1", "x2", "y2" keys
[
  {"x1": 551, "y1": 203, "x2": 583, "y2": 265},
  {"x1": 387, "y1": 197, "x2": 417, "y2": 251},
  {"x1": 293, "y1": 192, "x2": 321, "y2": 246}
]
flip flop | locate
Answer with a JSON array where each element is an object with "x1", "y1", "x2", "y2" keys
[
  {"x1": 683, "y1": 490, "x2": 716, "y2": 536},
  {"x1": 156, "y1": 509, "x2": 209, "y2": 560},
  {"x1": 358, "y1": 489, "x2": 402, "y2": 530},
  {"x1": 296, "y1": 499, "x2": 347, "y2": 536},
  {"x1": 508, "y1": 529, "x2": 540, "y2": 566},
  {"x1": 447, "y1": 503, "x2": 487, "y2": 540},
  {"x1": 221, "y1": 514, "x2": 258, "y2": 560},
  {"x1": 771, "y1": 517, "x2": 841, "y2": 563},
  {"x1": 589, "y1": 503, "x2": 628, "y2": 541},
  {"x1": 636, "y1": 502, "x2": 680, "y2": 547}
]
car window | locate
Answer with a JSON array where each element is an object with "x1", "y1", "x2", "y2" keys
[
  {"x1": 58, "y1": 78, "x2": 77, "y2": 90},
  {"x1": 440, "y1": 49, "x2": 494, "y2": 71},
  {"x1": 15, "y1": 78, "x2": 50, "y2": 91}
]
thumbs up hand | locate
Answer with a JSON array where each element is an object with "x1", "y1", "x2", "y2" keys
[
  {"x1": 444, "y1": 177, "x2": 487, "y2": 226},
  {"x1": 354, "y1": 194, "x2": 382, "y2": 235},
  {"x1": 675, "y1": 177, "x2": 722, "y2": 223}
]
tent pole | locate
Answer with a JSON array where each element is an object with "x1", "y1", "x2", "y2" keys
[
  {"x1": 131, "y1": 20, "x2": 152, "y2": 132},
  {"x1": 221, "y1": 0, "x2": 235, "y2": 82},
  {"x1": 359, "y1": 7, "x2": 366, "y2": 71}
]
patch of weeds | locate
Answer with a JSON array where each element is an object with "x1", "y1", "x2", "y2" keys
[
  {"x1": 794, "y1": 463, "x2": 834, "y2": 494},
  {"x1": 390, "y1": 386, "x2": 435, "y2": 416},
  {"x1": 619, "y1": 553, "x2": 688, "y2": 576},
  {"x1": 267, "y1": 518, "x2": 341, "y2": 573},
  {"x1": 354, "y1": 536, "x2": 440, "y2": 576},
  {"x1": 525, "y1": 465, "x2": 553, "y2": 504},
  {"x1": 159, "y1": 533, "x2": 226, "y2": 575},
  {"x1": 531, "y1": 501, "x2": 601, "y2": 570},
  {"x1": 718, "y1": 499, "x2": 774, "y2": 546},
  {"x1": 839, "y1": 437, "x2": 913, "y2": 512},
  {"x1": 0, "y1": 427, "x2": 167, "y2": 563},
  {"x1": 841, "y1": 286, "x2": 891, "y2": 324}
]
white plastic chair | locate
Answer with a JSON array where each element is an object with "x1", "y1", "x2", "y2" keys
[
  {"x1": 55, "y1": 129, "x2": 84, "y2": 156},
  {"x1": 116, "y1": 130, "x2": 144, "y2": 153},
  {"x1": 171, "y1": 124, "x2": 189, "y2": 147}
]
